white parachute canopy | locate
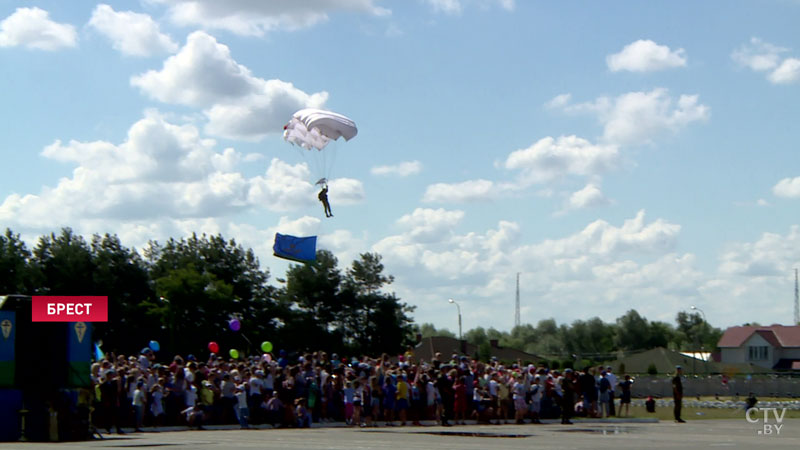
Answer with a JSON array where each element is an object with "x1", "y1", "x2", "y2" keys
[{"x1": 283, "y1": 108, "x2": 358, "y2": 151}]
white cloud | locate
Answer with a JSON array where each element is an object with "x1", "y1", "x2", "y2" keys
[
  {"x1": 246, "y1": 159, "x2": 318, "y2": 212},
  {"x1": 371, "y1": 160, "x2": 422, "y2": 177},
  {"x1": 425, "y1": 0, "x2": 463, "y2": 14},
  {"x1": 732, "y1": 37, "x2": 787, "y2": 72},
  {"x1": 0, "y1": 113, "x2": 330, "y2": 230},
  {"x1": 88, "y1": 4, "x2": 178, "y2": 57},
  {"x1": 373, "y1": 209, "x2": 692, "y2": 327},
  {"x1": 607, "y1": 39, "x2": 687, "y2": 72},
  {"x1": 131, "y1": 31, "x2": 263, "y2": 106},
  {"x1": 327, "y1": 178, "x2": 366, "y2": 205},
  {"x1": 396, "y1": 208, "x2": 464, "y2": 243},
  {"x1": 524, "y1": 210, "x2": 680, "y2": 258},
  {"x1": 0, "y1": 7, "x2": 77, "y2": 50},
  {"x1": 150, "y1": 0, "x2": 391, "y2": 37},
  {"x1": 504, "y1": 136, "x2": 620, "y2": 184},
  {"x1": 422, "y1": 179, "x2": 499, "y2": 203},
  {"x1": 545, "y1": 93, "x2": 572, "y2": 109},
  {"x1": 423, "y1": 0, "x2": 515, "y2": 15},
  {"x1": 732, "y1": 38, "x2": 800, "y2": 85},
  {"x1": 422, "y1": 136, "x2": 619, "y2": 206},
  {"x1": 768, "y1": 58, "x2": 800, "y2": 84},
  {"x1": 549, "y1": 89, "x2": 710, "y2": 146},
  {"x1": 564, "y1": 183, "x2": 609, "y2": 211},
  {"x1": 773, "y1": 177, "x2": 800, "y2": 198},
  {"x1": 131, "y1": 31, "x2": 328, "y2": 140},
  {"x1": 718, "y1": 226, "x2": 800, "y2": 277}
]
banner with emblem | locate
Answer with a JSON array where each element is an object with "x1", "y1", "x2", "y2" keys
[
  {"x1": 0, "y1": 311, "x2": 14, "y2": 387},
  {"x1": 66, "y1": 321, "x2": 92, "y2": 388}
]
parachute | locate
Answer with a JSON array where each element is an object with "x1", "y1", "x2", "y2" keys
[
  {"x1": 283, "y1": 108, "x2": 358, "y2": 151},
  {"x1": 273, "y1": 109, "x2": 355, "y2": 260}
]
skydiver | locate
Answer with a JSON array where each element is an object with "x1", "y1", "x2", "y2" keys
[{"x1": 318, "y1": 185, "x2": 333, "y2": 217}]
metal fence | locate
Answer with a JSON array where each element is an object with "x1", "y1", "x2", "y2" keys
[{"x1": 628, "y1": 375, "x2": 800, "y2": 398}]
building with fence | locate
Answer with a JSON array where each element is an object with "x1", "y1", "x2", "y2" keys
[{"x1": 718, "y1": 325, "x2": 800, "y2": 370}]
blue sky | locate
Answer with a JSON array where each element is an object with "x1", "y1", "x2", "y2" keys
[{"x1": 2, "y1": 1, "x2": 800, "y2": 333}]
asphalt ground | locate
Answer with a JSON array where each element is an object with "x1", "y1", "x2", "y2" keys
[{"x1": 2, "y1": 419, "x2": 798, "y2": 449}]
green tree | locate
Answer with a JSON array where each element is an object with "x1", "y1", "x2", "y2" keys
[
  {"x1": 615, "y1": 309, "x2": 651, "y2": 351},
  {"x1": 279, "y1": 250, "x2": 345, "y2": 352},
  {"x1": 676, "y1": 311, "x2": 722, "y2": 351},
  {"x1": 32, "y1": 228, "x2": 95, "y2": 295},
  {"x1": 563, "y1": 317, "x2": 616, "y2": 356},
  {"x1": 144, "y1": 233, "x2": 280, "y2": 355},
  {"x1": 149, "y1": 265, "x2": 235, "y2": 354},
  {"x1": 346, "y1": 252, "x2": 394, "y2": 294},
  {"x1": 343, "y1": 252, "x2": 414, "y2": 355},
  {"x1": 0, "y1": 228, "x2": 36, "y2": 294},
  {"x1": 90, "y1": 233, "x2": 153, "y2": 352},
  {"x1": 647, "y1": 321, "x2": 676, "y2": 349},
  {"x1": 465, "y1": 327, "x2": 489, "y2": 346},
  {"x1": 279, "y1": 250, "x2": 415, "y2": 355},
  {"x1": 416, "y1": 323, "x2": 456, "y2": 339}
]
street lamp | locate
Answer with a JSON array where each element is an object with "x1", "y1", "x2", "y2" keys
[
  {"x1": 448, "y1": 298, "x2": 462, "y2": 341},
  {"x1": 690, "y1": 305, "x2": 707, "y2": 323}
]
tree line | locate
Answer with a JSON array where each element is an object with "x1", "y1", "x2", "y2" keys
[
  {"x1": 418, "y1": 308, "x2": 723, "y2": 365},
  {"x1": 2, "y1": 227, "x2": 724, "y2": 363},
  {"x1": 0, "y1": 228, "x2": 415, "y2": 359}
]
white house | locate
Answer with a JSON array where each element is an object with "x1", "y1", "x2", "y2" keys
[{"x1": 718, "y1": 325, "x2": 800, "y2": 370}]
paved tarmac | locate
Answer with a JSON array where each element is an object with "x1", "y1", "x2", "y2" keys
[{"x1": 2, "y1": 419, "x2": 798, "y2": 449}]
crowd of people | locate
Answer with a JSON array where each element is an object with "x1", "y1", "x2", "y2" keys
[{"x1": 90, "y1": 348, "x2": 638, "y2": 434}]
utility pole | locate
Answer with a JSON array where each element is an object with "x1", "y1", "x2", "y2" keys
[
  {"x1": 794, "y1": 268, "x2": 799, "y2": 325},
  {"x1": 515, "y1": 272, "x2": 520, "y2": 328}
]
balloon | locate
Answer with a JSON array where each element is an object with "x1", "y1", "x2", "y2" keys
[
  {"x1": 149, "y1": 340, "x2": 160, "y2": 352},
  {"x1": 261, "y1": 341, "x2": 273, "y2": 353},
  {"x1": 229, "y1": 349, "x2": 239, "y2": 359},
  {"x1": 229, "y1": 319, "x2": 241, "y2": 332},
  {"x1": 208, "y1": 341, "x2": 219, "y2": 353},
  {"x1": 264, "y1": 353, "x2": 272, "y2": 363}
]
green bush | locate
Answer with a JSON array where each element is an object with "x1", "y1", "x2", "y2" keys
[{"x1": 647, "y1": 363, "x2": 658, "y2": 375}]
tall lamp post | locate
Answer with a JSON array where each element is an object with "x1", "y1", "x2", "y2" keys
[
  {"x1": 448, "y1": 298, "x2": 462, "y2": 341},
  {"x1": 691, "y1": 305, "x2": 708, "y2": 373}
]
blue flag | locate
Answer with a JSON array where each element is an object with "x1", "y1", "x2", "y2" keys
[
  {"x1": 273, "y1": 233, "x2": 317, "y2": 263},
  {"x1": 94, "y1": 343, "x2": 105, "y2": 362}
]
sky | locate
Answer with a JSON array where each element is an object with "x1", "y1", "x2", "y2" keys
[{"x1": 2, "y1": 1, "x2": 800, "y2": 334}]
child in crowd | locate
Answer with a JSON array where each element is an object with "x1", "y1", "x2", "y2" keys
[{"x1": 295, "y1": 398, "x2": 312, "y2": 428}]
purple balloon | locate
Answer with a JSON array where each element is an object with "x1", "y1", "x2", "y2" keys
[{"x1": 229, "y1": 318, "x2": 241, "y2": 332}]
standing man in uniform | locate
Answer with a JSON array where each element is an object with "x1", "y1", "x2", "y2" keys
[
  {"x1": 672, "y1": 365, "x2": 685, "y2": 423},
  {"x1": 560, "y1": 369, "x2": 574, "y2": 424}
]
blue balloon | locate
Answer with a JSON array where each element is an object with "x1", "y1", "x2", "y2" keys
[
  {"x1": 229, "y1": 319, "x2": 241, "y2": 332},
  {"x1": 149, "y1": 340, "x2": 160, "y2": 352}
]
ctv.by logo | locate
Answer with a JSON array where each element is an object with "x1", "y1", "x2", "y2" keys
[{"x1": 746, "y1": 408, "x2": 786, "y2": 436}]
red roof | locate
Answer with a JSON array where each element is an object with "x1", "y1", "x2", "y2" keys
[{"x1": 718, "y1": 325, "x2": 800, "y2": 348}]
